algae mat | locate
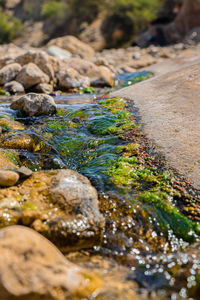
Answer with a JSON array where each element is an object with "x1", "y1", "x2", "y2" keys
[{"x1": 111, "y1": 62, "x2": 200, "y2": 189}]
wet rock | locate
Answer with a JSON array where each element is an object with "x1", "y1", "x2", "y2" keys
[
  {"x1": 0, "y1": 119, "x2": 24, "y2": 131},
  {"x1": 57, "y1": 67, "x2": 90, "y2": 89},
  {"x1": 0, "y1": 170, "x2": 19, "y2": 187},
  {"x1": 16, "y1": 166, "x2": 32, "y2": 179},
  {"x1": 46, "y1": 45, "x2": 72, "y2": 59},
  {"x1": 0, "y1": 170, "x2": 104, "y2": 251},
  {"x1": 11, "y1": 93, "x2": 57, "y2": 116},
  {"x1": 34, "y1": 83, "x2": 53, "y2": 94},
  {"x1": 0, "y1": 63, "x2": 22, "y2": 85},
  {"x1": 47, "y1": 35, "x2": 95, "y2": 60},
  {"x1": 0, "y1": 133, "x2": 34, "y2": 151},
  {"x1": 15, "y1": 50, "x2": 55, "y2": 80},
  {"x1": 0, "y1": 226, "x2": 102, "y2": 300},
  {"x1": 4, "y1": 80, "x2": 25, "y2": 94},
  {"x1": 16, "y1": 63, "x2": 50, "y2": 89}
]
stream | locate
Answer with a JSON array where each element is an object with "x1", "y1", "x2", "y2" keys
[{"x1": 0, "y1": 71, "x2": 200, "y2": 299}]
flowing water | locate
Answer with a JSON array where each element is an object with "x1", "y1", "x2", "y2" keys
[{"x1": 0, "y1": 72, "x2": 200, "y2": 299}]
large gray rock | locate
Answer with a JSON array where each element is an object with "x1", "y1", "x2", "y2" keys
[
  {"x1": 0, "y1": 63, "x2": 21, "y2": 85},
  {"x1": 57, "y1": 67, "x2": 90, "y2": 89},
  {"x1": 11, "y1": 93, "x2": 57, "y2": 116},
  {"x1": 16, "y1": 63, "x2": 50, "y2": 89},
  {"x1": 0, "y1": 226, "x2": 102, "y2": 300}
]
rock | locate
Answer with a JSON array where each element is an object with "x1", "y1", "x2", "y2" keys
[
  {"x1": 15, "y1": 50, "x2": 54, "y2": 80},
  {"x1": 57, "y1": 67, "x2": 90, "y2": 89},
  {"x1": 5, "y1": 0, "x2": 21, "y2": 9},
  {"x1": 46, "y1": 45, "x2": 72, "y2": 59},
  {"x1": 11, "y1": 93, "x2": 57, "y2": 116},
  {"x1": 16, "y1": 166, "x2": 32, "y2": 179},
  {"x1": 4, "y1": 81, "x2": 25, "y2": 94},
  {"x1": 0, "y1": 63, "x2": 22, "y2": 85},
  {"x1": 0, "y1": 44, "x2": 25, "y2": 59},
  {"x1": 91, "y1": 65, "x2": 115, "y2": 87},
  {"x1": 0, "y1": 226, "x2": 102, "y2": 300},
  {"x1": 0, "y1": 170, "x2": 19, "y2": 187},
  {"x1": 0, "y1": 170, "x2": 104, "y2": 251},
  {"x1": 34, "y1": 83, "x2": 53, "y2": 94},
  {"x1": 16, "y1": 63, "x2": 50, "y2": 89},
  {"x1": 80, "y1": 17, "x2": 106, "y2": 51},
  {"x1": 0, "y1": 119, "x2": 24, "y2": 130},
  {"x1": 0, "y1": 133, "x2": 34, "y2": 151},
  {"x1": 64, "y1": 58, "x2": 115, "y2": 87},
  {"x1": 47, "y1": 35, "x2": 95, "y2": 60}
]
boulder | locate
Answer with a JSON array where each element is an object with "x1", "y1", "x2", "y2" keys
[
  {"x1": 57, "y1": 67, "x2": 90, "y2": 89},
  {"x1": 0, "y1": 63, "x2": 22, "y2": 85},
  {"x1": 11, "y1": 93, "x2": 57, "y2": 116},
  {"x1": 0, "y1": 170, "x2": 104, "y2": 251},
  {"x1": 47, "y1": 35, "x2": 95, "y2": 60},
  {"x1": 0, "y1": 44, "x2": 25, "y2": 59},
  {"x1": 0, "y1": 226, "x2": 102, "y2": 300},
  {"x1": 64, "y1": 58, "x2": 115, "y2": 87},
  {"x1": 4, "y1": 81, "x2": 25, "y2": 94},
  {"x1": 0, "y1": 170, "x2": 19, "y2": 187},
  {"x1": 34, "y1": 83, "x2": 53, "y2": 93},
  {"x1": 91, "y1": 65, "x2": 115, "y2": 87},
  {"x1": 46, "y1": 46, "x2": 72, "y2": 60},
  {"x1": 16, "y1": 63, "x2": 50, "y2": 89},
  {"x1": 15, "y1": 50, "x2": 55, "y2": 80}
]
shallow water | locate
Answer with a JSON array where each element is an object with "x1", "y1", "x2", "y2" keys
[{"x1": 0, "y1": 71, "x2": 200, "y2": 299}]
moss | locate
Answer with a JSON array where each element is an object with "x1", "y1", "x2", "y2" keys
[
  {"x1": 21, "y1": 202, "x2": 37, "y2": 211},
  {"x1": 88, "y1": 111, "x2": 136, "y2": 135},
  {"x1": 121, "y1": 73, "x2": 153, "y2": 87},
  {"x1": 98, "y1": 98, "x2": 126, "y2": 112},
  {"x1": 79, "y1": 87, "x2": 97, "y2": 94},
  {"x1": 2, "y1": 150, "x2": 19, "y2": 165},
  {"x1": 0, "y1": 88, "x2": 9, "y2": 96},
  {"x1": 139, "y1": 191, "x2": 200, "y2": 243}
]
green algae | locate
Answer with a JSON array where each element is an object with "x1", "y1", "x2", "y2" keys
[
  {"x1": 121, "y1": 73, "x2": 153, "y2": 87},
  {"x1": 21, "y1": 202, "x2": 37, "y2": 210},
  {"x1": 79, "y1": 87, "x2": 97, "y2": 94},
  {"x1": 1, "y1": 150, "x2": 20, "y2": 165},
  {"x1": 139, "y1": 191, "x2": 200, "y2": 243}
]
